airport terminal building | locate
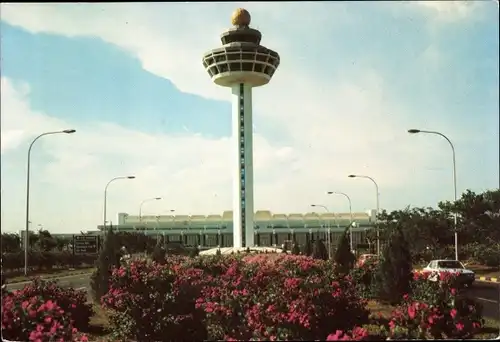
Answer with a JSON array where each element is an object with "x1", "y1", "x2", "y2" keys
[{"x1": 96, "y1": 209, "x2": 378, "y2": 249}]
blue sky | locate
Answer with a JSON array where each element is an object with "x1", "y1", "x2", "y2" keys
[{"x1": 1, "y1": 2, "x2": 498, "y2": 233}]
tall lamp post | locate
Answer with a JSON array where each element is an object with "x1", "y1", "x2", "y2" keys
[
  {"x1": 139, "y1": 197, "x2": 162, "y2": 221},
  {"x1": 348, "y1": 174, "x2": 380, "y2": 256},
  {"x1": 327, "y1": 191, "x2": 354, "y2": 252},
  {"x1": 103, "y1": 176, "x2": 136, "y2": 235},
  {"x1": 408, "y1": 128, "x2": 459, "y2": 261},
  {"x1": 311, "y1": 204, "x2": 332, "y2": 259},
  {"x1": 25, "y1": 129, "x2": 76, "y2": 276}
]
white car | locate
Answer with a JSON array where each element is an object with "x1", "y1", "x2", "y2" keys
[{"x1": 423, "y1": 259, "x2": 475, "y2": 287}]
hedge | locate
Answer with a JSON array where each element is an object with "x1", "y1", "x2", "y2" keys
[{"x1": 2, "y1": 251, "x2": 98, "y2": 274}]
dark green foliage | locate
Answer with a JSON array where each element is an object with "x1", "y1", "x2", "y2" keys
[
  {"x1": 151, "y1": 243, "x2": 166, "y2": 264},
  {"x1": 302, "y1": 239, "x2": 313, "y2": 256},
  {"x1": 1, "y1": 233, "x2": 21, "y2": 253},
  {"x1": 165, "y1": 242, "x2": 188, "y2": 256},
  {"x1": 334, "y1": 227, "x2": 356, "y2": 273},
  {"x1": 291, "y1": 243, "x2": 301, "y2": 255},
  {"x1": 216, "y1": 248, "x2": 222, "y2": 256},
  {"x1": 246, "y1": 247, "x2": 251, "y2": 254},
  {"x1": 312, "y1": 239, "x2": 328, "y2": 260},
  {"x1": 349, "y1": 262, "x2": 379, "y2": 299},
  {"x1": 37, "y1": 230, "x2": 57, "y2": 252},
  {"x1": 375, "y1": 226, "x2": 413, "y2": 304},
  {"x1": 189, "y1": 245, "x2": 200, "y2": 258},
  {"x1": 90, "y1": 228, "x2": 121, "y2": 301}
]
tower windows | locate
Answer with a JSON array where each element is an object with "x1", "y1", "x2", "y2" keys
[{"x1": 239, "y1": 83, "x2": 246, "y2": 241}]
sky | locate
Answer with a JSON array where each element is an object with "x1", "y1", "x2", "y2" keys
[{"x1": 0, "y1": 2, "x2": 498, "y2": 234}]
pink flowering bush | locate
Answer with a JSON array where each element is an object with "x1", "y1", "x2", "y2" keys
[
  {"x1": 103, "y1": 254, "x2": 370, "y2": 341},
  {"x1": 326, "y1": 326, "x2": 369, "y2": 340},
  {"x1": 11, "y1": 277, "x2": 93, "y2": 330},
  {"x1": 386, "y1": 271, "x2": 483, "y2": 339},
  {"x1": 349, "y1": 261, "x2": 379, "y2": 299},
  {"x1": 101, "y1": 257, "x2": 207, "y2": 341},
  {"x1": 1, "y1": 291, "x2": 87, "y2": 342},
  {"x1": 101, "y1": 255, "x2": 485, "y2": 341},
  {"x1": 191, "y1": 254, "x2": 369, "y2": 340}
]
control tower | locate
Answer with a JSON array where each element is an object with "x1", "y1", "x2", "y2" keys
[{"x1": 202, "y1": 9, "x2": 280, "y2": 248}]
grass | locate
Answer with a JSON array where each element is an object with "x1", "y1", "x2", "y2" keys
[
  {"x1": 6, "y1": 267, "x2": 95, "y2": 284},
  {"x1": 83, "y1": 304, "x2": 112, "y2": 341}
]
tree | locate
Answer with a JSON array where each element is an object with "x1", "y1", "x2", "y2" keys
[
  {"x1": 312, "y1": 239, "x2": 328, "y2": 260},
  {"x1": 375, "y1": 207, "x2": 453, "y2": 263},
  {"x1": 439, "y1": 189, "x2": 500, "y2": 246},
  {"x1": 375, "y1": 225, "x2": 413, "y2": 305},
  {"x1": 55, "y1": 237, "x2": 71, "y2": 251},
  {"x1": 151, "y1": 242, "x2": 166, "y2": 264},
  {"x1": 189, "y1": 245, "x2": 200, "y2": 258},
  {"x1": 302, "y1": 239, "x2": 313, "y2": 256},
  {"x1": 334, "y1": 227, "x2": 356, "y2": 273},
  {"x1": 37, "y1": 230, "x2": 57, "y2": 252},
  {"x1": 90, "y1": 228, "x2": 121, "y2": 301},
  {"x1": 291, "y1": 243, "x2": 301, "y2": 255},
  {"x1": 1, "y1": 233, "x2": 21, "y2": 253}
]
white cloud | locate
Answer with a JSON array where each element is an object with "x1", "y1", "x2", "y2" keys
[
  {"x1": 412, "y1": 0, "x2": 491, "y2": 22},
  {"x1": 0, "y1": 3, "x2": 495, "y2": 233}
]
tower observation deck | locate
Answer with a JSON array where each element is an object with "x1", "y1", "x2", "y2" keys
[{"x1": 202, "y1": 9, "x2": 280, "y2": 248}]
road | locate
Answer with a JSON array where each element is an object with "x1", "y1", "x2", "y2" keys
[
  {"x1": 465, "y1": 281, "x2": 500, "y2": 320},
  {"x1": 5, "y1": 273, "x2": 93, "y2": 301},
  {"x1": 5, "y1": 274, "x2": 500, "y2": 319}
]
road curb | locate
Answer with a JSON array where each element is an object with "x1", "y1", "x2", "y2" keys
[
  {"x1": 6, "y1": 270, "x2": 94, "y2": 285},
  {"x1": 477, "y1": 276, "x2": 499, "y2": 283}
]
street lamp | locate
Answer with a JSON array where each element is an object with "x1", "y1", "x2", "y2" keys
[
  {"x1": 327, "y1": 191, "x2": 354, "y2": 252},
  {"x1": 25, "y1": 129, "x2": 76, "y2": 275},
  {"x1": 103, "y1": 176, "x2": 135, "y2": 234},
  {"x1": 408, "y1": 128, "x2": 459, "y2": 260},
  {"x1": 311, "y1": 204, "x2": 332, "y2": 259},
  {"x1": 348, "y1": 174, "x2": 380, "y2": 256},
  {"x1": 139, "y1": 197, "x2": 162, "y2": 221}
]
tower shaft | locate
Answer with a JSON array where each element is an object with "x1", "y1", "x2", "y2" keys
[
  {"x1": 203, "y1": 9, "x2": 280, "y2": 249},
  {"x1": 232, "y1": 83, "x2": 255, "y2": 248}
]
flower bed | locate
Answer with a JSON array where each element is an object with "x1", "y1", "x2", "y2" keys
[
  {"x1": 1, "y1": 278, "x2": 90, "y2": 342},
  {"x1": 368, "y1": 269, "x2": 484, "y2": 340},
  {"x1": 102, "y1": 254, "x2": 370, "y2": 341},
  {"x1": 386, "y1": 270, "x2": 484, "y2": 339},
  {"x1": 2, "y1": 254, "x2": 489, "y2": 341}
]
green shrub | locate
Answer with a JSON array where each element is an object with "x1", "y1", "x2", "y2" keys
[
  {"x1": 312, "y1": 239, "x2": 328, "y2": 260},
  {"x1": 291, "y1": 243, "x2": 301, "y2": 255},
  {"x1": 302, "y1": 239, "x2": 312, "y2": 256},
  {"x1": 375, "y1": 226, "x2": 413, "y2": 305},
  {"x1": 90, "y1": 228, "x2": 121, "y2": 301},
  {"x1": 151, "y1": 244, "x2": 166, "y2": 264},
  {"x1": 189, "y1": 245, "x2": 200, "y2": 258},
  {"x1": 334, "y1": 227, "x2": 356, "y2": 273}
]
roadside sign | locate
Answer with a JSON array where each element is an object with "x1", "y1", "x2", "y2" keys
[{"x1": 73, "y1": 235, "x2": 99, "y2": 254}]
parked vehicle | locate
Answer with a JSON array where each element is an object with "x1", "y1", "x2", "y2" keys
[
  {"x1": 422, "y1": 259, "x2": 475, "y2": 287},
  {"x1": 357, "y1": 253, "x2": 378, "y2": 267}
]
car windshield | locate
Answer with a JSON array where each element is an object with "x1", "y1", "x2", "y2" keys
[{"x1": 437, "y1": 261, "x2": 463, "y2": 269}]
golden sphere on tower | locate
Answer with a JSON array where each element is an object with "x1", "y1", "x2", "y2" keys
[{"x1": 231, "y1": 8, "x2": 251, "y2": 27}]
